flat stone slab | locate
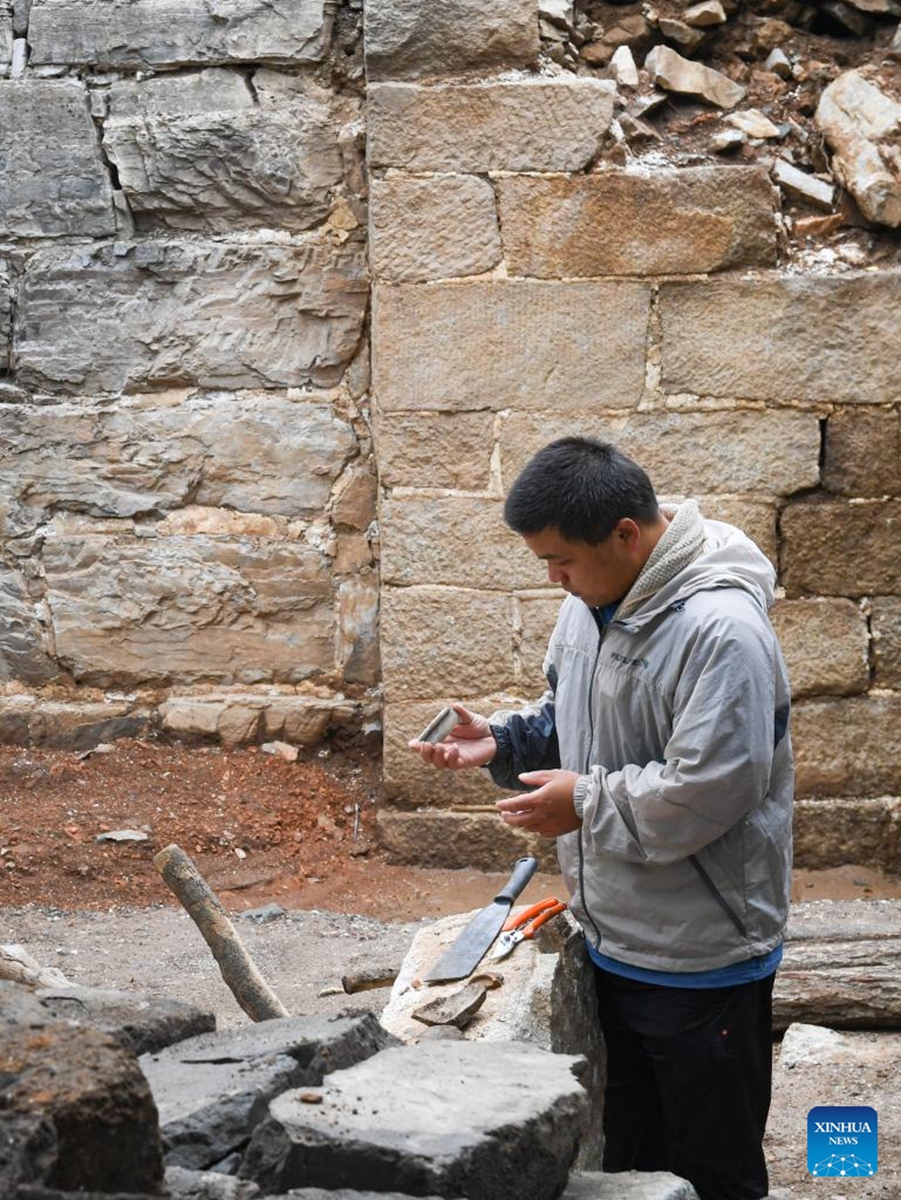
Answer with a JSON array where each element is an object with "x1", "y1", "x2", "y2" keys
[
  {"x1": 564, "y1": 1173, "x2": 699, "y2": 1199},
  {"x1": 35, "y1": 986, "x2": 215, "y2": 1055},
  {"x1": 141, "y1": 1013, "x2": 395, "y2": 1170},
  {"x1": 241, "y1": 1040, "x2": 589, "y2": 1198}
]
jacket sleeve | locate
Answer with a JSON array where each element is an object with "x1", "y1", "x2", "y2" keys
[
  {"x1": 573, "y1": 614, "x2": 783, "y2": 864},
  {"x1": 485, "y1": 666, "x2": 561, "y2": 791}
]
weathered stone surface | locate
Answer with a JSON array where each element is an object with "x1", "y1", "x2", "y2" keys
[
  {"x1": 364, "y1": 0, "x2": 539, "y2": 79},
  {"x1": 374, "y1": 412, "x2": 495, "y2": 490},
  {"x1": 0, "y1": 566, "x2": 58, "y2": 685},
  {"x1": 104, "y1": 79, "x2": 344, "y2": 232},
  {"x1": 519, "y1": 594, "x2": 566, "y2": 691},
  {"x1": 771, "y1": 158, "x2": 835, "y2": 211},
  {"x1": 792, "y1": 695, "x2": 901, "y2": 797},
  {"x1": 782, "y1": 500, "x2": 901, "y2": 597},
  {"x1": 368, "y1": 79, "x2": 615, "y2": 173},
  {"x1": 1, "y1": 7, "x2": 10, "y2": 63},
  {"x1": 165, "y1": 1165, "x2": 262, "y2": 1199},
  {"x1": 373, "y1": 281, "x2": 649, "y2": 411},
  {"x1": 15, "y1": 239, "x2": 368, "y2": 394},
  {"x1": 142, "y1": 1013, "x2": 394, "y2": 1171},
  {"x1": 872, "y1": 597, "x2": 901, "y2": 687},
  {"x1": 369, "y1": 175, "x2": 501, "y2": 283},
  {"x1": 778, "y1": 1022, "x2": 901, "y2": 1069},
  {"x1": 0, "y1": 696, "x2": 149, "y2": 750},
  {"x1": 564, "y1": 1174, "x2": 699, "y2": 1199},
  {"x1": 380, "y1": 496, "x2": 543, "y2": 589},
  {"x1": 660, "y1": 272, "x2": 901, "y2": 403},
  {"x1": 645, "y1": 44, "x2": 745, "y2": 107},
  {"x1": 338, "y1": 572, "x2": 380, "y2": 685},
  {"x1": 797, "y1": 791, "x2": 901, "y2": 869},
  {"x1": 376, "y1": 809, "x2": 558, "y2": 870},
  {"x1": 816, "y1": 69, "x2": 901, "y2": 227},
  {"x1": 498, "y1": 410, "x2": 819, "y2": 498},
  {"x1": 42, "y1": 531, "x2": 333, "y2": 687},
  {"x1": 241, "y1": 1040, "x2": 589, "y2": 1197},
  {"x1": 498, "y1": 167, "x2": 777, "y2": 277},
  {"x1": 824, "y1": 407, "x2": 901, "y2": 496},
  {"x1": 160, "y1": 693, "x2": 354, "y2": 749},
  {"x1": 770, "y1": 598, "x2": 869, "y2": 699},
  {"x1": 0, "y1": 259, "x2": 10, "y2": 370},
  {"x1": 382, "y1": 909, "x2": 604, "y2": 1171},
  {"x1": 0, "y1": 80, "x2": 115, "y2": 237},
  {"x1": 29, "y1": 0, "x2": 327, "y2": 68},
  {"x1": 381, "y1": 585, "x2": 515, "y2": 700},
  {"x1": 0, "y1": 396, "x2": 356, "y2": 538},
  {"x1": 32, "y1": 987, "x2": 215, "y2": 1056},
  {"x1": 0, "y1": 1023, "x2": 163, "y2": 1193}
]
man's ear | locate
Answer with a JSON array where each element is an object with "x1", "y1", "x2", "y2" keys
[{"x1": 615, "y1": 518, "x2": 641, "y2": 546}]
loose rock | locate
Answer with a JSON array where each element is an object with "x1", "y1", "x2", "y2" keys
[{"x1": 645, "y1": 44, "x2": 745, "y2": 109}]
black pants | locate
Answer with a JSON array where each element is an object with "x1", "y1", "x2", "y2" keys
[{"x1": 594, "y1": 967, "x2": 775, "y2": 1200}]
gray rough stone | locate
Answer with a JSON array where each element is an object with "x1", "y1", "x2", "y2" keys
[
  {"x1": 165, "y1": 1165, "x2": 262, "y2": 1199},
  {"x1": 872, "y1": 597, "x2": 901, "y2": 687},
  {"x1": 0, "y1": 80, "x2": 115, "y2": 237},
  {"x1": 106, "y1": 68, "x2": 252, "y2": 119},
  {"x1": 781, "y1": 500, "x2": 901, "y2": 597},
  {"x1": 368, "y1": 79, "x2": 615, "y2": 173},
  {"x1": 770, "y1": 598, "x2": 869, "y2": 699},
  {"x1": 0, "y1": 696, "x2": 149, "y2": 750},
  {"x1": 15, "y1": 239, "x2": 368, "y2": 394},
  {"x1": 824, "y1": 406, "x2": 901, "y2": 496},
  {"x1": 792, "y1": 695, "x2": 901, "y2": 797},
  {"x1": 143, "y1": 1013, "x2": 395, "y2": 1172},
  {"x1": 373, "y1": 281, "x2": 649, "y2": 411},
  {"x1": 42, "y1": 530, "x2": 333, "y2": 687},
  {"x1": 498, "y1": 167, "x2": 777, "y2": 277},
  {"x1": 816, "y1": 69, "x2": 901, "y2": 227},
  {"x1": 33, "y1": 987, "x2": 215, "y2": 1056},
  {"x1": 660, "y1": 272, "x2": 901, "y2": 403},
  {"x1": 564, "y1": 1173, "x2": 699, "y2": 1199},
  {"x1": 0, "y1": 1023, "x2": 163, "y2": 1193},
  {"x1": 104, "y1": 84, "x2": 344, "y2": 232},
  {"x1": 29, "y1": 0, "x2": 328, "y2": 68},
  {"x1": 0, "y1": 259, "x2": 10, "y2": 370},
  {"x1": 369, "y1": 175, "x2": 502, "y2": 283},
  {"x1": 240, "y1": 1040, "x2": 589, "y2": 1197},
  {"x1": 1, "y1": 7, "x2": 10, "y2": 63},
  {"x1": 364, "y1": 0, "x2": 539, "y2": 79},
  {"x1": 0, "y1": 565, "x2": 59, "y2": 685},
  {"x1": 0, "y1": 395, "x2": 357, "y2": 537},
  {"x1": 375, "y1": 412, "x2": 495, "y2": 491}
]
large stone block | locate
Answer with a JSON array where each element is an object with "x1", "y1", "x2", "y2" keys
[
  {"x1": 373, "y1": 281, "x2": 649, "y2": 411},
  {"x1": 0, "y1": 394, "x2": 357, "y2": 537},
  {"x1": 0, "y1": 565, "x2": 59, "y2": 685},
  {"x1": 42, "y1": 530, "x2": 334, "y2": 687},
  {"x1": 498, "y1": 167, "x2": 777, "y2": 277},
  {"x1": 364, "y1": 0, "x2": 539, "y2": 80},
  {"x1": 380, "y1": 585, "x2": 515, "y2": 700},
  {"x1": 519, "y1": 594, "x2": 563, "y2": 689},
  {"x1": 498, "y1": 409, "x2": 819, "y2": 497},
  {"x1": 660, "y1": 271, "x2": 901, "y2": 403},
  {"x1": 15, "y1": 239, "x2": 368, "y2": 394},
  {"x1": 872, "y1": 597, "x2": 901, "y2": 688},
  {"x1": 824, "y1": 406, "x2": 901, "y2": 496},
  {"x1": 374, "y1": 410, "x2": 496, "y2": 490},
  {"x1": 104, "y1": 77, "x2": 344, "y2": 232},
  {"x1": 793, "y1": 797, "x2": 901, "y2": 872},
  {"x1": 0, "y1": 80, "x2": 115, "y2": 237},
  {"x1": 770, "y1": 598, "x2": 869, "y2": 699},
  {"x1": 379, "y1": 496, "x2": 544, "y2": 589},
  {"x1": 368, "y1": 79, "x2": 615, "y2": 173},
  {"x1": 792, "y1": 695, "x2": 901, "y2": 797},
  {"x1": 781, "y1": 499, "x2": 901, "y2": 598},
  {"x1": 369, "y1": 175, "x2": 502, "y2": 282},
  {"x1": 0, "y1": 695, "x2": 149, "y2": 750},
  {"x1": 376, "y1": 809, "x2": 559, "y2": 870},
  {"x1": 29, "y1": 0, "x2": 327, "y2": 68}
]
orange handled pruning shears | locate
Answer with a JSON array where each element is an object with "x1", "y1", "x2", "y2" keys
[{"x1": 490, "y1": 896, "x2": 567, "y2": 960}]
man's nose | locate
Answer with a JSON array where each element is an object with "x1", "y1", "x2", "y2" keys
[{"x1": 547, "y1": 565, "x2": 565, "y2": 585}]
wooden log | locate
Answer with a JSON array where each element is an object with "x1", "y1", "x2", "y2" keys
[
  {"x1": 774, "y1": 899, "x2": 901, "y2": 1031},
  {"x1": 153, "y1": 843, "x2": 289, "y2": 1022}
]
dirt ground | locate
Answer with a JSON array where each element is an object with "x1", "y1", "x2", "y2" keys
[{"x1": 2, "y1": 737, "x2": 901, "y2": 1198}]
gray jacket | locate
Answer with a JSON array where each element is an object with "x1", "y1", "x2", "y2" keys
[{"x1": 489, "y1": 505, "x2": 793, "y2": 973}]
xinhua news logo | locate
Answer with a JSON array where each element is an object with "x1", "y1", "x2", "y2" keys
[{"x1": 808, "y1": 1106, "x2": 878, "y2": 1177}]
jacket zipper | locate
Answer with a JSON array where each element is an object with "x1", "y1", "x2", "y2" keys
[{"x1": 578, "y1": 616, "x2": 606, "y2": 947}]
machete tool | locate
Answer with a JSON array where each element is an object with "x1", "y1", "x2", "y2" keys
[{"x1": 421, "y1": 855, "x2": 539, "y2": 984}]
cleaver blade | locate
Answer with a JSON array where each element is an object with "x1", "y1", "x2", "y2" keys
[{"x1": 422, "y1": 855, "x2": 539, "y2": 984}]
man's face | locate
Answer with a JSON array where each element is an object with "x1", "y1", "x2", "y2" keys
[{"x1": 522, "y1": 523, "x2": 641, "y2": 609}]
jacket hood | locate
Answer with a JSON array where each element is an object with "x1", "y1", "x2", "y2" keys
[{"x1": 614, "y1": 502, "x2": 776, "y2": 629}]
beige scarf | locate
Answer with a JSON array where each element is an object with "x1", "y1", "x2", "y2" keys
[{"x1": 616, "y1": 500, "x2": 706, "y2": 619}]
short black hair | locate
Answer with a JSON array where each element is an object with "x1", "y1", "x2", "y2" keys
[{"x1": 504, "y1": 437, "x2": 660, "y2": 545}]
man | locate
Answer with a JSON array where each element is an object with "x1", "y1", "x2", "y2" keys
[{"x1": 409, "y1": 437, "x2": 793, "y2": 1200}]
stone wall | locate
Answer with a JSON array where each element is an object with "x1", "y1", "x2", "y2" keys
[{"x1": 0, "y1": 0, "x2": 379, "y2": 749}]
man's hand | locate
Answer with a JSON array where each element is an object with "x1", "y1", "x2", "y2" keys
[
  {"x1": 496, "y1": 770, "x2": 582, "y2": 838},
  {"x1": 407, "y1": 705, "x2": 497, "y2": 770}
]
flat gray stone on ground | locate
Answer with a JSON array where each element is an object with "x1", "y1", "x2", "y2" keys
[
  {"x1": 15, "y1": 238, "x2": 368, "y2": 394},
  {"x1": 141, "y1": 1013, "x2": 395, "y2": 1170},
  {"x1": 364, "y1": 0, "x2": 539, "y2": 79},
  {"x1": 165, "y1": 1166, "x2": 262, "y2": 1199},
  {"x1": 563, "y1": 1172, "x2": 699, "y2": 1199},
  {"x1": 241, "y1": 1040, "x2": 589, "y2": 1197},
  {"x1": 29, "y1": 0, "x2": 327, "y2": 68},
  {"x1": 34, "y1": 986, "x2": 215, "y2": 1055},
  {"x1": 0, "y1": 80, "x2": 115, "y2": 237}
]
